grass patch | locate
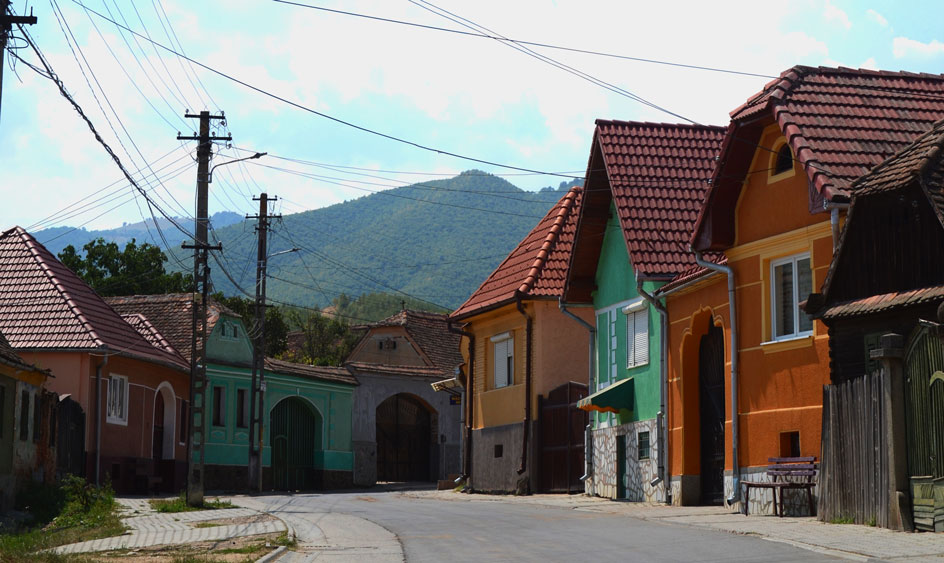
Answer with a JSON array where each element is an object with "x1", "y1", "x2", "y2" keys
[
  {"x1": 150, "y1": 493, "x2": 235, "y2": 513},
  {"x1": 0, "y1": 475, "x2": 125, "y2": 562},
  {"x1": 193, "y1": 522, "x2": 220, "y2": 529},
  {"x1": 216, "y1": 541, "x2": 268, "y2": 555},
  {"x1": 829, "y1": 516, "x2": 856, "y2": 524},
  {"x1": 273, "y1": 531, "x2": 296, "y2": 548}
]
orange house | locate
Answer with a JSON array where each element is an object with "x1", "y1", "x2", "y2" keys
[
  {"x1": 450, "y1": 186, "x2": 593, "y2": 494},
  {"x1": 658, "y1": 66, "x2": 944, "y2": 512}
]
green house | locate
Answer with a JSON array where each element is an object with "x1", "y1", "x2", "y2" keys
[
  {"x1": 107, "y1": 294, "x2": 357, "y2": 490},
  {"x1": 563, "y1": 120, "x2": 724, "y2": 501}
]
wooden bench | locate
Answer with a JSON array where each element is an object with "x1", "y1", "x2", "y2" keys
[{"x1": 742, "y1": 457, "x2": 817, "y2": 517}]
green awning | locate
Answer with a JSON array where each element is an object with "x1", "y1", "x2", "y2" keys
[{"x1": 577, "y1": 377, "x2": 634, "y2": 414}]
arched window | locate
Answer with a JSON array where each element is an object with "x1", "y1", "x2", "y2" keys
[{"x1": 773, "y1": 143, "x2": 793, "y2": 175}]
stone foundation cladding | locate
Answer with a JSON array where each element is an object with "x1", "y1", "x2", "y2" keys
[
  {"x1": 730, "y1": 467, "x2": 818, "y2": 516},
  {"x1": 585, "y1": 418, "x2": 664, "y2": 502}
]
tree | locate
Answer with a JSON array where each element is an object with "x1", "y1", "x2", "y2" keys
[
  {"x1": 58, "y1": 238, "x2": 192, "y2": 297},
  {"x1": 210, "y1": 293, "x2": 289, "y2": 357},
  {"x1": 280, "y1": 309, "x2": 358, "y2": 366}
]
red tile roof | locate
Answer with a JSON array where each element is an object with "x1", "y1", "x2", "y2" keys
[
  {"x1": 595, "y1": 120, "x2": 725, "y2": 278},
  {"x1": 0, "y1": 227, "x2": 188, "y2": 371},
  {"x1": 820, "y1": 285, "x2": 944, "y2": 321},
  {"x1": 361, "y1": 310, "x2": 462, "y2": 372},
  {"x1": 451, "y1": 186, "x2": 583, "y2": 319},
  {"x1": 694, "y1": 65, "x2": 944, "y2": 251},
  {"x1": 0, "y1": 330, "x2": 46, "y2": 374},
  {"x1": 265, "y1": 357, "x2": 358, "y2": 386},
  {"x1": 106, "y1": 293, "x2": 230, "y2": 362},
  {"x1": 656, "y1": 254, "x2": 727, "y2": 295},
  {"x1": 345, "y1": 361, "x2": 447, "y2": 379},
  {"x1": 121, "y1": 313, "x2": 178, "y2": 356}
]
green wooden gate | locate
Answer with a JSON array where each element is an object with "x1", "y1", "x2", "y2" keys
[
  {"x1": 905, "y1": 324, "x2": 944, "y2": 531},
  {"x1": 270, "y1": 397, "x2": 322, "y2": 491}
]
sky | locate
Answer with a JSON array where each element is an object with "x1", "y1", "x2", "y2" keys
[{"x1": 2, "y1": 0, "x2": 944, "y2": 237}]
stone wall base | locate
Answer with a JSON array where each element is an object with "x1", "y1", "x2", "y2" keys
[{"x1": 585, "y1": 418, "x2": 664, "y2": 502}]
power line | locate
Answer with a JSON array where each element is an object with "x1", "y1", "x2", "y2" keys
[
  {"x1": 71, "y1": 0, "x2": 584, "y2": 180},
  {"x1": 272, "y1": 0, "x2": 776, "y2": 79}
]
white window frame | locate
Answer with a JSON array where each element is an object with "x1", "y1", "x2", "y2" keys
[
  {"x1": 490, "y1": 332, "x2": 514, "y2": 389},
  {"x1": 106, "y1": 374, "x2": 129, "y2": 425},
  {"x1": 770, "y1": 252, "x2": 814, "y2": 341},
  {"x1": 622, "y1": 298, "x2": 649, "y2": 369}
]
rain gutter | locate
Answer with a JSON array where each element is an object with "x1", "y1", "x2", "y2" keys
[
  {"x1": 635, "y1": 276, "x2": 670, "y2": 504},
  {"x1": 558, "y1": 299, "x2": 595, "y2": 482}
]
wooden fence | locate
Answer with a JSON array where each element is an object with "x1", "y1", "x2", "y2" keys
[{"x1": 819, "y1": 370, "x2": 890, "y2": 526}]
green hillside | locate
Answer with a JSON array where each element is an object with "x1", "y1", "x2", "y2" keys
[{"x1": 194, "y1": 171, "x2": 579, "y2": 311}]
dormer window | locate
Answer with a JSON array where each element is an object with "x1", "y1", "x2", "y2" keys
[{"x1": 772, "y1": 143, "x2": 793, "y2": 176}]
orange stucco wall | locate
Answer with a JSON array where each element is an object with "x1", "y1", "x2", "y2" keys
[
  {"x1": 19, "y1": 351, "x2": 189, "y2": 462},
  {"x1": 461, "y1": 300, "x2": 592, "y2": 430},
  {"x1": 666, "y1": 125, "x2": 840, "y2": 488}
]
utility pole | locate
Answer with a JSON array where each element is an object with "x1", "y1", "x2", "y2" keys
[
  {"x1": 0, "y1": 1, "x2": 37, "y2": 124},
  {"x1": 179, "y1": 111, "x2": 230, "y2": 506},
  {"x1": 247, "y1": 193, "x2": 280, "y2": 491}
]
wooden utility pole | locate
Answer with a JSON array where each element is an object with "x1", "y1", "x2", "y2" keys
[
  {"x1": 247, "y1": 193, "x2": 279, "y2": 491},
  {"x1": 179, "y1": 111, "x2": 229, "y2": 506},
  {"x1": 0, "y1": 1, "x2": 37, "y2": 124}
]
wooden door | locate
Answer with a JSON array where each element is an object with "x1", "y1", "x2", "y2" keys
[
  {"x1": 538, "y1": 382, "x2": 588, "y2": 493},
  {"x1": 699, "y1": 320, "x2": 726, "y2": 505}
]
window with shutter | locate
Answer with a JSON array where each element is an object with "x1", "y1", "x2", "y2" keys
[
  {"x1": 106, "y1": 375, "x2": 129, "y2": 425},
  {"x1": 625, "y1": 307, "x2": 649, "y2": 369},
  {"x1": 491, "y1": 333, "x2": 514, "y2": 389}
]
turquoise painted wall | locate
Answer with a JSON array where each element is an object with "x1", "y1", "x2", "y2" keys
[
  {"x1": 592, "y1": 205, "x2": 663, "y2": 425},
  {"x1": 201, "y1": 313, "x2": 355, "y2": 472}
]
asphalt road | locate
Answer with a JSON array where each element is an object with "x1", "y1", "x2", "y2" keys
[{"x1": 244, "y1": 486, "x2": 839, "y2": 562}]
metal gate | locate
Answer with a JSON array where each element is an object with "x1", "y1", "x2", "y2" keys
[
  {"x1": 270, "y1": 397, "x2": 321, "y2": 490},
  {"x1": 56, "y1": 397, "x2": 85, "y2": 478},
  {"x1": 376, "y1": 394, "x2": 432, "y2": 482},
  {"x1": 699, "y1": 320, "x2": 726, "y2": 505},
  {"x1": 538, "y1": 381, "x2": 588, "y2": 493}
]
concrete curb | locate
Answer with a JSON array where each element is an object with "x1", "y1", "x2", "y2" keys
[{"x1": 255, "y1": 545, "x2": 287, "y2": 562}]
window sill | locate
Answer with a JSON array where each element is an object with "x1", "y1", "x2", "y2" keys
[{"x1": 760, "y1": 334, "x2": 813, "y2": 354}]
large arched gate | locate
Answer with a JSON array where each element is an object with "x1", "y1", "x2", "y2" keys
[
  {"x1": 376, "y1": 394, "x2": 433, "y2": 482},
  {"x1": 270, "y1": 397, "x2": 322, "y2": 490}
]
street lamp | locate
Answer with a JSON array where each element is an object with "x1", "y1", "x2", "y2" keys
[{"x1": 207, "y1": 152, "x2": 266, "y2": 183}]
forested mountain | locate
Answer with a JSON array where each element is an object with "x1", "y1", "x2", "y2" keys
[
  {"x1": 37, "y1": 211, "x2": 243, "y2": 258},
  {"x1": 180, "y1": 171, "x2": 579, "y2": 311}
]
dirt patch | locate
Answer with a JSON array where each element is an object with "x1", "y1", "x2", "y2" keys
[
  {"x1": 89, "y1": 531, "x2": 285, "y2": 562},
  {"x1": 191, "y1": 513, "x2": 278, "y2": 528}
]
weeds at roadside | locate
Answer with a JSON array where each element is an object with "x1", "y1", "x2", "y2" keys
[{"x1": 150, "y1": 493, "x2": 235, "y2": 513}]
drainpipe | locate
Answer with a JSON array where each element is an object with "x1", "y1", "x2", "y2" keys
[
  {"x1": 515, "y1": 292, "x2": 533, "y2": 479},
  {"x1": 448, "y1": 322, "x2": 474, "y2": 482},
  {"x1": 691, "y1": 248, "x2": 741, "y2": 506},
  {"x1": 825, "y1": 199, "x2": 850, "y2": 254},
  {"x1": 558, "y1": 299, "x2": 595, "y2": 484},
  {"x1": 636, "y1": 277, "x2": 670, "y2": 504},
  {"x1": 95, "y1": 350, "x2": 109, "y2": 487}
]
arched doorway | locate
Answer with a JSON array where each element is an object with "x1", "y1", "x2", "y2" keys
[
  {"x1": 375, "y1": 393, "x2": 434, "y2": 482},
  {"x1": 270, "y1": 397, "x2": 322, "y2": 490},
  {"x1": 699, "y1": 319, "x2": 726, "y2": 505},
  {"x1": 152, "y1": 383, "x2": 176, "y2": 460}
]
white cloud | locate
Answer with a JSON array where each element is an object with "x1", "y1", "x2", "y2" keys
[
  {"x1": 866, "y1": 9, "x2": 888, "y2": 27},
  {"x1": 893, "y1": 37, "x2": 944, "y2": 58},
  {"x1": 823, "y1": 2, "x2": 852, "y2": 30},
  {"x1": 859, "y1": 57, "x2": 879, "y2": 70}
]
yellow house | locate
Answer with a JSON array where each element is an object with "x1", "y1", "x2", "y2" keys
[{"x1": 450, "y1": 186, "x2": 593, "y2": 494}]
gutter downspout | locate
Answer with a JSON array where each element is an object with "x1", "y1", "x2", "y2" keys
[
  {"x1": 515, "y1": 292, "x2": 533, "y2": 481},
  {"x1": 448, "y1": 322, "x2": 474, "y2": 483},
  {"x1": 692, "y1": 248, "x2": 741, "y2": 507},
  {"x1": 636, "y1": 277, "x2": 670, "y2": 504},
  {"x1": 825, "y1": 200, "x2": 850, "y2": 254},
  {"x1": 95, "y1": 350, "x2": 109, "y2": 487},
  {"x1": 558, "y1": 299, "x2": 595, "y2": 484}
]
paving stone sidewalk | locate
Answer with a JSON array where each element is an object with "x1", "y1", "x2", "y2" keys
[
  {"x1": 412, "y1": 490, "x2": 944, "y2": 562},
  {"x1": 53, "y1": 497, "x2": 286, "y2": 555}
]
